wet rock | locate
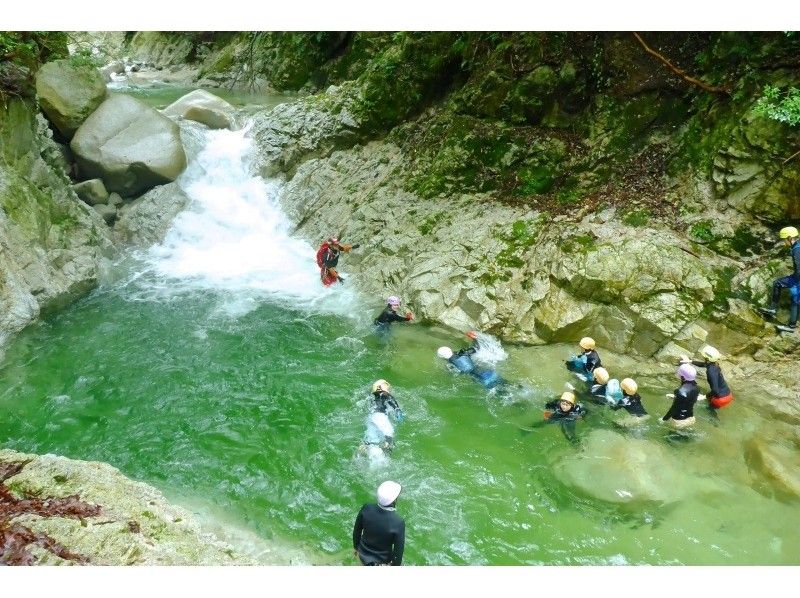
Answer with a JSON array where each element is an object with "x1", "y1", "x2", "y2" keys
[
  {"x1": 72, "y1": 178, "x2": 109, "y2": 206},
  {"x1": 744, "y1": 436, "x2": 800, "y2": 499},
  {"x1": 114, "y1": 182, "x2": 190, "y2": 246},
  {"x1": 99, "y1": 60, "x2": 125, "y2": 82},
  {"x1": 35, "y1": 59, "x2": 107, "y2": 140},
  {"x1": 162, "y1": 89, "x2": 236, "y2": 130},
  {"x1": 92, "y1": 203, "x2": 117, "y2": 226},
  {"x1": 71, "y1": 94, "x2": 187, "y2": 197}
]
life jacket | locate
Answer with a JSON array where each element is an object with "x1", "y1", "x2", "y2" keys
[
  {"x1": 605, "y1": 379, "x2": 623, "y2": 405},
  {"x1": 450, "y1": 354, "x2": 475, "y2": 373},
  {"x1": 316, "y1": 243, "x2": 330, "y2": 268}
]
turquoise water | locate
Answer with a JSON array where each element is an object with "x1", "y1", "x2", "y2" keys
[{"x1": 1, "y1": 87, "x2": 799, "y2": 565}]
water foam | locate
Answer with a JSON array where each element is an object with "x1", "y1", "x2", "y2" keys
[{"x1": 141, "y1": 123, "x2": 359, "y2": 316}]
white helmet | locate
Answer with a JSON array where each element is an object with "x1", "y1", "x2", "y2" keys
[
  {"x1": 372, "y1": 379, "x2": 390, "y2": 393},
  {"x1": 700, "y1": 345, "x2": 722, "y2": 362},
  {"x1": 437, "y1": 346, "x2": 453, "y2": 359},
  {"x1": 377, "y1": 480, "x2": 402, "y2": 507}
]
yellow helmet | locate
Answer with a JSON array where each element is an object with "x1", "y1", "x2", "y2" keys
[
  {"x1": 700, "y1": 345, "x2": 722, "y2": 362},
  {"x1": 560, "y1": 391, "x2": 576, "y2": 405},
  {"x1": 779, "y1": 226, "x2": 799, "y2": 239},
  {"x1": 372, "y1": 379, "x2": 390, "y2": 393},
  {"x1": 593, "y1": 367, "x2": 609, "y2": 384},
  {"x1": 621, "y1": 378, "x2": 638, "y2": 394},
  {"x1": 579, "y1": 337, "x2": 596, "y2": 350}
]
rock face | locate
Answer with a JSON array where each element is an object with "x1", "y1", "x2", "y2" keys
[
  {"x1": 70, "y1": 94, "x2": 187, "y2": 197},
  {"x1": 0, "y1": 99, "x2": 113, "y2": 358},
  {"x1": 114, "y1": 182, "x2": 190, "y2": 246},
  {"x1": 35, "y1": 59, "x2": 107, "y2": 139},
  {"x1": 0, "y1": 449, "x2": 254, "y2": 565},
  {"x1": 162, "y1": 89, "x2": 236, "y2": 130},
  {"x1": 71, "y1": 178, "x2": 109, "y2": 206}
]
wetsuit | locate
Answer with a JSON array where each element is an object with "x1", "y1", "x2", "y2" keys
[
  {"x1": 372, "y1": 390, "x2": 401, "y2": 414},
  {"x1": 374, "y1": 306, "x2": 409, "y2": 326},
  {"x1": 589, "y1": 383, "x2": 608, "y2": 405},
  {"x1": 583, "y1": 349, "x2": 602, "y2": 373},
  {"x1": 448, "y1": 349, "x2": 476, "y2": 373},
  {"x1": 470, "y1": 368, "x2": 504, "y2": 389},
  {"x1": 770, "y1": 241, "x2": 800, "y2": 327},
  {"x1": 662, "y1": 381, "x2": 699, "y2": 426},
  {"x1": 542, "y1": 400, "x2": 587, "y2": 444},
  {"x1": 611, "y1": 392, "x2": 648, "y2": 417},
  {"x1": 691, "y1": 360, "x2": 733, "y2": 409},
  {"x1": 352, "y1": 503, "x2": 405, "y2": 566}
]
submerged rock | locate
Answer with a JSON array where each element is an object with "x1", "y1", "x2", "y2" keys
[
  {"x1": 35, "y1": 59, "x2": 107, "y2": 140},
  {"x1": 71, "y1": 94, "x2": 187, "y2": 197},
  {"x1": 552, "y1": 429, "x2": 690, "y2": 504},
  {"x1": 744, "y1": 436, "x2": 800, "y2": 500}
]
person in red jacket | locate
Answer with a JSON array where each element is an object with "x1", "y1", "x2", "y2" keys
[{"x1": 316, "y1": 236, "x2": 359, "y2": 286}]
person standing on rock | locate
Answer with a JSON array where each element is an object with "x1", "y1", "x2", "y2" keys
[
  {"x1": 759, "y1": 226, "x2": 800, "y2": 332},
  {"x1": 374, "y1": 296, "x2": 414, "y2": 327},
  {"x1": 662, "y1": 364, "x2": 700, "y2": 430},
  {"x1": 352, "y1": 481, "x2": 405, "y2": 566},
  {"x1": 316, "y1": 236, "x2": 359, "y2": 286},
  {"x1": 680, "y1": 345, "x2": 733, "y2": 419}
]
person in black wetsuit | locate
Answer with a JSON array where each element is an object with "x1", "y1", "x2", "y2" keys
[
  {"x1": 662, "y1": 364, "x2": 700, "y2": 430},
  {"x1": 374, "y1": 296, "x2": 414, "y2": 327},
  {"x1": 758, "y1": 225, "x2": 800, "y2": 332},
  {"x1": 680, "y1": 345, "x2": 733, "y2": 419},
  {"x1": 611, "y1": 378, "x2": 649, "y2": 426},
  {"x1": 527, "y1": 391, "x2": 586, "y2": 444},
  {"x1": 352, "y1": 480, "x2": 405, "y2": 566},
  {"x1": 566, "y1": 337, "x2": 602, "y2": 383}
]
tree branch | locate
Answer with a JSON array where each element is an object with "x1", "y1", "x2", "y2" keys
[{"x1": 632, "y1": 32, "x2": 731, "y2": 95}]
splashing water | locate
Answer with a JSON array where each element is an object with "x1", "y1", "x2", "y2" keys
[{"x1": 472, "y1": 332, "x2": 508, "y2": 367}]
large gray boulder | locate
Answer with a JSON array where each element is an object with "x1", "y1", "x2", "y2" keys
[
  {"x1": 114, "y1": 182, "x2": 190, "y2": 246},
  {"x1": 70, "y1": 94, "x2": 187, "y2": 197},
  {"x1": 162, "y1": 89, "x2": 236, "y2": 130},
  {"x1": 35, "y1": 59, "x2": 107, "y2": 139}
]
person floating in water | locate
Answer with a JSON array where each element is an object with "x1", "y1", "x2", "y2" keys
[
  {"x1": 588, "y1": 367, "x2": 623, "y2": 406},
  {"x1": 436, "y1": 346, "x2": 505, "y2": 390},
  {"x1": 610, "y1": 377, "x2": 650, "y2": 426},
  {"x1": 680, "y1": 345, "x2": 733, "y2": 419},
  {"x1": 758, "y1": 226, "x2": 800, "y2": 332},
  {"x1": 374, "y1": 296, "x2": 414, "y2": 328},
  {"x1": 352, "y1": 480, "x2": 405, "y2": 566},
  {"x1": 316, "y1": 236, "x2": 359, "y2": 286},
  {"x1": 565, "y1": 337, "x2": 602, "y2": 383},
  {"x1": 527, "y1": 391, "x2": 586, "y2": 445},
  {"x1": 662, "y1": 364, "x2": 700, "y2": 430},
  {"x1": 359, "y1": 379, "x2": 404, "y2": 459}
]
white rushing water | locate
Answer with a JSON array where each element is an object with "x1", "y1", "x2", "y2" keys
[{"x1": 143, "y1": 124, "x2": 360, "y2": 316}]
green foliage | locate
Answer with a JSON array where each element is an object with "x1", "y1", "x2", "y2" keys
[
  {"x1": 689, "y1": 220, "x2": 715, "y2": 243},
  {"x1": 753, "y1": 85, "x2": 800, "y2": 127},
  {"x1": 0, "y1": 32, "x2": 68, "y2": 98},
  {"x1": 516, "y1": 165, "x2": 554, "y2": 195},
  {"x1": 622, "y1": 208, "x2": 651, "y2": 227}
]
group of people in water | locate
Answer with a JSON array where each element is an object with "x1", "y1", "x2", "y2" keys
[{"x1": 334, "y1": 223, "x2": 800, "y2": 564}]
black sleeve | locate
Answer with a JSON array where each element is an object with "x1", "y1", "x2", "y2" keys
[
  {"x1": 793, "y1": 245, "x2": 800, "y2": 274},
  {"x1": 560, "y1": 420, "x2": 578, "y2": 444},
  {"x1": 352, "y1": 508, "x2": 364, "y2": 550},
  {"x1": 662, "y1": 399, "x2": 677, "y2": 421},
  {"x1": 389, "y1": 311, "x2": 407, "y2": 322},
  {"x1": 586, "y1": 352, "x2": 600, "y2": 371},
  {"x1": 691, "y1": 360, "x2": 707, "y2": 369},
  {"x1": 386, "y1": 394, "x2": 400, "y2": 411},
  {"x1": 545, "y1": 400, "x2": 558, "y2": 409},
  {"x1": 392, "y1": 519, "x2": 406, "y2": 565}
]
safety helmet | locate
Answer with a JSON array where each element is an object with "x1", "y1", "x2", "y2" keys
[
  {"x1": 437, "y1": 346, "x2": 454, "y2": 359},
  {"x1": 377, "y1": 480, "x2": 402, "y2": 507},
  {"x1": 620, "y1": 378, "x2": 638, "y2": 395},
  {"x1": 779, "y1": 226, "x2": 799, "y2": 240},
  {"x1": 328, "y1": 236, "x2": 339, "y2": 244},
  {"x1": 372, "y1": 379, "x2": 390, "y2": 393},
  {"x1": 560, "y1": 391, "x2": 576, "y2": 405},
  {"x1": 387, "y1": 296, "x2": 401, "y2": 306},
  {"x1": 465, "y1": 331, "x2": 478, "y2": 340},
  {"x1": 579, "y1": 337, "x2": 595, "y2": 350},
  {"x1": 677, "y1": 363, "x2": 697, "y2": 382},
  {"x1": 700, "y1": 345, "x2": 722, "y2": 362},
  {"x1": 593, "y1": 367, "x2": 609, "y2": 384}
]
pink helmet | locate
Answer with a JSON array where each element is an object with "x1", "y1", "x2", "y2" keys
[
  {"x1": 676, "y1": 363, "x2": 697, "y2": 382},
  {"x1": 328, "y1": 236, "x2": 339, "y2": 245},
  {"x1": 387, "y1": 296, "x2": 401, "y2": 306}
]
